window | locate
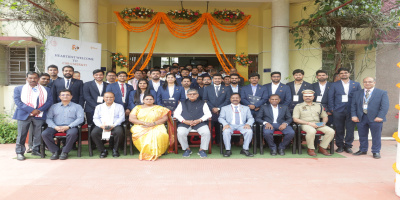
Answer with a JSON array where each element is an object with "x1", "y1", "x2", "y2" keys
[
  {"x1": 322, "y1": 51, "x2": 355, "y2": 81},
  {"x1": 7, "y1": 46, "x2": 43, "y2": 85},
  {"x1": 161, "y1": 57, "x2": 179, "y2": 66}
]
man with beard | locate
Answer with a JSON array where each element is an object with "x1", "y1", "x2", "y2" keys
[
  {"x1": 191, "y1": 67, "x2": 199, "y2": 80},
  {"x1": 160, "y1": 67, "x2": 168, "y2": 81},
  {"x1": 197, "y1": 64, "x2": 206, "y2": 76},
  {"x1": 128, "y1": 70, "x2": 143, "y2": 90},
  {"x1": 230, "y1": 74, "x2": 241, "y2": 94},
  {"x1": 51, "y1": 65, "x2": 84, "y2": 107},
  {"x1": 106, "y1": 71, "x2": 134, "y2": 117},
  {"x1": 264, "y1": 72, "x2": 291, "y2": 106},
  {"x1": 148, "y1": 69, "x2": 164, "y2": 92},
  {"x1": 312, "y1": 70, "x2": 332, "y2": 125},
  {"x1": 181, "y1": 77, "x2": 193, "y2": 99},
  {"x1": 199, "y1": 74, "x2": 212, "y2": 100},
  {"x1": 229, "y1": 68, "x2": 244, "y2": 86},
  {"x1": 83, "y1": 69, "x2": 108, "y2": 125},
  {"x1": 286, "y1": 69, "x2": 313, "y2": 112},
  {"x1": 106, "y1": 71, "x2": 117, "y2": 84},
  {"x1": 47, "y1": 65, "x2": 62, "y2": 87},
  {"x1": 223, "y1": 75, "x2": 231, "y2": 86}
]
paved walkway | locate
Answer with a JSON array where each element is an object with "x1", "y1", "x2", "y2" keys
[{"x1": 0, "y1": 141, "x2": 398, "y2": 200}]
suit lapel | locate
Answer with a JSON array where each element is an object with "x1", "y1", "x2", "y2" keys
[
  {"x1": 338, "y1": 81, "x2": 345, "y2": 94},
  {"x1": 102, "y1": 82, "x2": 107, "y2": 96},
  {"x1": 92, "y1": 81, "x2": 100, "y2": 96}
]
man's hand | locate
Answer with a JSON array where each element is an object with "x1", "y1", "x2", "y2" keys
[
  {"x1": 125, "y1": 109, "x2": 130, "y2": 116},
  {"x1": 327, "y1": 112, "x2": 332, "y2": 116},
  {"x1": 58, "y1": 126, "x2": 70, "y2": 132},
  {"x1": 244, "y1": 124, "x2": 251, "y2": 129},
  {"x1": 190, "y1": 119, "x2": 201, "y2": 126},
  {"x1": 30, "y1": 109, "x2": 40, "y2": 116},
  {"x1": 212, "y1": 108, "x2": 219, "y2": 114},
  {"x1": 307, "y1": 122, "x2": 318, "y2": 129},
  {"x1": 55, "y1": 126, "x2": 63, "y2": 132},
  {"x1": 254, "y1": 107, "x2": 260, "y2": 111},
  {"x1": 265, "y1": 123, "x2": 273, "y2": 130},
  {"x1": 223, "y1": 124, "x2": 231, "y2": 131},
  {"x1": 278, "y1": 123, "x2": 287, "y2": 131},
  {"x1": 184, "y1": 120, "x2": 193, "y2": 126},
  {"x1": 352, "y1": 117, "x2": 360, "y2": 123},
  {"x1": 374, "y1": 117, "x2": 383, "y2": 122},
  {"x1": 248, "y1": 105, "x2": 255, "y2": 110}
]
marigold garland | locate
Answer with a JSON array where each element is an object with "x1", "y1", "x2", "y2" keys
[
  {"x1": 212, "y1": 9, "x2": 245, "y2": 23},
  {"x1": 167, "y1": 9, "x2": 201, "y2": 21},
  {"x1": 111, "y1": 53, "x2": 128, "y2": 69}
]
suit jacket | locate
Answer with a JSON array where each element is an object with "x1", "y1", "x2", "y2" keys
[
  {"x1": 351, "y1": 88, "x2": 389, "y2": 122},
  {"x1": 255, "y1": 104, "x2": 292, "y2": 125},
  {"x1": 47, "y1": 77, "x2": 63, "y2": 88},
  {"x1": 198, "y1": 86, "x2": 205, "y2": 100},
  {"x1": 148, "y1": 80, "x2": 164, "y2": 92},
  {"x1": 312, "y1": 82, "x2": 331, "y2": 109},
  {"x1": 264, "y1": 82, "x2": 291, "y2": 106},
  {"x1": 105, "y1": 82, "x2": 134, "y2": 109},
  {"x1": 156, "y1": 85, "x2": 186, "y2": 109},
  {"x1": 230, "y1": 85, "x2": 241, "y2": 94},
  {"x1": 51, "y1": 78, "x2": 84, "y2": 107},
  {"x1": 286, "y1": 81, "x2": 313, "y2": 109},
  {"x1": 203, "y1": 84, "x2": 233, "y2": 110},
  {"x1": 13, "y1": 85, "x2": 53, "y2": 121},
  {"x1": 83, "y1": 80, "x2": 108, "y2": 113},
  {"x1": 328, "y1": 80, "x2": 362, "y2": 113},
  {"x1": 128, "y1": 89, "x2": 157, "y2": 110},
  {"x1": 240, "y1": 84, "x2": 269, "y2": 108},
  {"x1": 218, "y1": 104, "x2": 254, "y2": 126}
]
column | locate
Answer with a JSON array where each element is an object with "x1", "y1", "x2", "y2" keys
[
  {"x1": 115, "y1": 22, "x2": 130, "y2": 73},
  {"x1": 79, "y1": 0, "x2": 98, "y2": 43},
  {"x1": 271, "y1": 0, "x2": 289, "y2": 83},
  {"x1": 235, "y1": 26, "x2": 248, "y2": 80}
]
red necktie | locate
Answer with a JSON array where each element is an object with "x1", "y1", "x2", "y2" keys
[{"x1": 121, "y1": 83, "x2": 125, "y2": 97}]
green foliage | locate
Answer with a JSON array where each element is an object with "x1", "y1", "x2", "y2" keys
[{"x1": 0, "y1": 113, "x2": 18, "y2": 144}]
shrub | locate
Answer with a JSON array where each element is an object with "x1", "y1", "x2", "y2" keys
[{"x1": 0, "y1": 113, "x2": 18, "y2": 144}]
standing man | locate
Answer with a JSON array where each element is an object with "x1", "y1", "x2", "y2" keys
[
  {"x1": 223, "y1": 75, "x2": 231, "y2": 87},
  {"x1": 256, "y1": 95, "x2": 295, "y2": 156},
  {"x1": 351, "y1": 77, "x2": 389, "y2": 159},
  {"x1": 47, "y1": 65, "x2": 62, "y2": 87},
  {"x1": 39, "y1": 73, "x2": 51, "y2": 87},
  {"x1": 230, "y1": 73, "x2": 241, "y2": 94},
  {"x1": 229, "y1": 68, "x2": 244, "y2": 86},
  {"x1": 51, "y1": 65, "x2": 84, "y2": 107},
  {"x1": 106, "y1": 71, "x2": 117, "y2": 84},
  {"x1": 128, "y1": 70, "x2": 143, "y2": 90},
  {"x1": 13, "y1": 72, "x2": 53, "y2": 160},
  {"x1": 199, "y1": 75, "x2": 212, "y2": 100},
  {"x1": 160, "y1": 68, "x2": 168, "y2": 81},
  {"x1": 203, "y1": 74, "x2": 233, "y2": 144},
  {"x1": 240, "y1": 73, "x2": 269, "y2": 115},
  {"x1": 218, "y1": 93, "x2": 254, "y2": 157},
  {"x1": 42, "y1": 89, "x2": 84, "y2": 160},
  {"x1": 264, "y1": 72, "x2": 291, "y2": 106},
  {"x1": 73, "y1": 71, "x2": 81, "y2": 80},
  {"x1": 181, "y1": 77, "x2": 193, "y2": 98},
  {"x1": 148, "y1": 69, "x2": 164, "y2": 92},
  {"x1": 312, "y1": 70, "x2": 332, "y2": 124},
  {"x1": 106, "y1": 71, "x2": 134, "y2": 117},
  {"x1": 287, "y1": 69, "x2": 313, "y2": 112},
  {"x1": 191, "y1": 67, "x2": 199, "y2": 80},
  {"x1": 328, "y1": 68, "x2": 361, "y2": 153},
  {"x1": 83, "y1": 69, "x2": 108, "y2": 125}
]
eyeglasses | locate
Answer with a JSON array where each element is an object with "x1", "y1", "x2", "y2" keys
[
  {"x1": 161, "y1": 72, "x2": 167, "y2": 74},
  {"x1": 187, "y1": 93, "x2": 198, "y2": 96}
]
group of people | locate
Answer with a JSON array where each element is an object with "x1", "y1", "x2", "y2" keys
[{"x1": 13, "y1": 62, "x2": 389, "y2": 161}]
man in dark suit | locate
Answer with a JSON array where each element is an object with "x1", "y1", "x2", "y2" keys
[
  {"x1": 39, "y1": 73, "x2": 51, "y2": 87},
  {"x1": 199, "y1": 74, "x2": 212, "y2": 100},
  {"x1": 256, "y1": 94, "x2": 295, "y2": 156},
  {"x1": 106, "y1": 71, "x2": 134, "y2": 117},
  {"x1": 148, "y1": 69, "x2": 164, "y2": 92},
  {"x1": 312, "y1": 70, "x2": 332, "y2": 125},
  {"x1": 230, "y1": 68, "x2": 244, "y2": 86},
  {"x1": 287, "y1": 69, "x2": 313, "y2": 112},
  {"x1": 328, "y1": 67, "x2": 362, "y2": 153},
  {"x1": 240, "y1": 73, "x2": 269, "y2": 116},
  {"x1": 47, "y1": 65, "x2": 63, "y2": 87},
  {"x1": 264, "y1": 71, "x2": 291, "y2": 106},
  {"x1": 203, "y1": 73, "x2": 233, "y2": 144},
  {"x1": 229, "y1": 73, "x2": 241, "y2": 94},
  {"x1": 51, "y1": 65, "x2": 84, "y2": 107},
  {"x1": 83, "y1": 69, "x2": 108, "y2": 125},
  {"x1": 351, "y1": 77, "x2": 389, "y2": 159}
]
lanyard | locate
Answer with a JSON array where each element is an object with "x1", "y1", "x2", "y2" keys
[{"x1": 364, "y1": 90, "x2": 373, "y2": 103}]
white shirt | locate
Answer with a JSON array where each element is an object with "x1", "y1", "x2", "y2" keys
[
  {"x1": 64, "y1": 78, "x2": 72, "y2": 89},
  {"x1": 174, "y1": 102, "x2": 212, "y2": 122},
  {"x1": 214, "y1": 84, "x2": 221, "y2": 96},
  {"x1": 119, "y1": 82, "x2": 127, "y2": 103},
  {"x1": 231, "y1": 85, "x2": 239, "y2": 93},
  {"x1": 231, "y1": 104, "x2": 243, "y2": 125},
  {"x1": 184, "y1": 88, "x2": 190, "y2": 99},
  {"x1": 140, "y1": 93, "x2": 144, "y2": 104},
  {"x1": 160, "y1": 77, "x2": 166, "y2": 81},
  {"x1": 271, "y1": 82, "x2": 280, "y2": 94},
  {"x1": 95, "y1": 81, "x2": 103, "y2": 95},
  {"x1": 319, "y1": 82, "x2": 327, "y2": 96},
  {"x1": 364, "y1": 87, "x2": 374, "y2": 97},
  {"x1": 341, "y1": 80, "x2": 350, "y2": 95},
  {"x1": 168, "y1": 86, "x2": 174, "y2": 98},
  {"x1": 152, "y1": 80, "x2": 161, "y2": 92},
  {"x1": 271, "y1": 105, "x2": 279, "y2": 123}
]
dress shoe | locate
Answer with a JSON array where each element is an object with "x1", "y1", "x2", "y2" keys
[
  {"x1": 223, "y1": 150, "x2": 231, "y2": 157},
  {"x1": 240, "y1": 149, "x2": 254, "y2": 157},
  {"x1": 318, "y1": 146, "x2": 331, "y2": 156},
  {"x1": 112, "y1": 149, "x2": 120, "y2": 157},
  {"x1": 278, "y1": 149, "x2": 285, "y2": 156},
  {"x1": 26, "y1": 148, "x2": 32, "y2": 153},
  {"x1": 353, "y1": 151, "x2": 367, "y2": 156},
  {"x1": 307, "y1": 149, "x2": 317, "y2": 157},
  {"x1": 17, "y1": 154, "x2": 25, "y2": 161},
  {"x1": 100, "y1": 150, "x2": 108, "y2": 158},
  {"x1": 270, "y1": 149, "x2": 277, "y2": 156},
  {"x1": 336, "y1": 146, "x2": 344, "y2": 153},
  {"x1": 31, "y1": 151, "x2": 41, "y2": 156},
  {"x1": 59, "y1": 152, "x2": 68, "y2": 160},
  {"x1": 72, "y1": 143, "x2": 78, "y2": 150},
  {"x1": 344, "y1": 147, "x2": 353, "y2": 154},
  {"x1": 373, "y1": 153, "x2": 381, "y2": 159},
  {"x1": 50, "y1": 152, "x2": 59, "y2": 160}
]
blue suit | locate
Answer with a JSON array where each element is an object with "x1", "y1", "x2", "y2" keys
[
  {"x1": 351, "y1": 88, "x2": 389, "y2": 153},
  {"x1": 105, "y1": 82, "x2": 134, "y2": 110},
  {"x1": 286, "y1": 81, "x2": 313, "y2": 111},
  {"x1": 83, "y1": 80, "x2": 108, "y2": 124},
  {"x1": 13, "y1": 86, "x2": 53, "y2": 121},
  {"x1": 156, "y1": 85, "x2": 186, "y2": 111},
  {"x1": 312, "y1": 82, "x2": 332, "y2": 124},
  {"x1": 148, "y1": 80, "x2": 164, "y2": 92},
  {"x1": 240, "y1": 84, "x2": 269, "y2": 116},
  {"x1": 128, "y1": 89, "x2": 157, "y2": 110},
  {"x1": 47, "y1": 77, "x2": 62, "y2": 88},
  {"x1": 328, "y1": 80, "x2": 361, "y2": 113},
  {"x1": 51, "y1": 78, "x2": 84, "y2": 107},
  {"x1": 264, "y1": 83, "x2": 291, "y2": 106}
]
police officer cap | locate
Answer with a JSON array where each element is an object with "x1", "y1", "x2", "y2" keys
[{"x1": 302, "y1": 89, "x2": 315, "y2": 96}]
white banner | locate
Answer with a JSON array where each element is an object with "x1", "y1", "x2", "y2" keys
[{"x1": 45, "y1": 36, "x2": 102, "y2": 82}]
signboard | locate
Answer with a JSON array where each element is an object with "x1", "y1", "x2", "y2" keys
[{"x1": 45, "y1": 36, "x2": 101, "y2": 82}]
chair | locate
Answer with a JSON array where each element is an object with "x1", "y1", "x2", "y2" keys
[
  {"x1": 88, "y1": 123, "x2": 129, "y2": 157},
  {"x1": 218, "y1": 124, "x2": 257, "y2": 155},
  {"x1": 174, "y1": 118, "x2": 212, "y2": 154},
  {"x1": 259, "y1": 124, "x2": 297, "y2": 155},
  {"x1": 40, "y1": 124, "x2": 82, "y2": 158},
  {"x1": 297, "y1": 124, "x2": 335, "y2": 155}
]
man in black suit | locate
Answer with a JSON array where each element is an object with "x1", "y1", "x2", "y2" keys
[
  {"x1": 199, "y1": 74, "x2": 212, "y2": 100},
  {"x1": 148, "y1": 69, "x2": 164, "y2": 92},
  {"x1": 230, "y1": 68, "x2": 244, "y2": 86},
  {"x1": 39, "y1": 73, "x2": 51, "y2": 87},
  {"x1": 286, "y1": 69, "x2": 313, "y2": 112},
  {"x1": 47, "y1": 65, "x2": 63, "y2": 87},
  {"x1": 312, "y1": 70, "x2": 332, "y2": 125},
  {"x1": 51, "y1": 65, "x2": 84, "y2": 107},
  {"x1": 83, "y1": 69, "x2": 108, "y2": 125},
  {"x1": 229, "y1": 73, "x2": 241, "y2": 94}
]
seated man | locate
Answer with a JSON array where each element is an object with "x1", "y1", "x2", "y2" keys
[
  {"x1": 293, "y1": 90, "x2": 334, "y2": 157},
  {"x1": 91, "y1": 92, "x2": 125, "y2": 158},
  {"x1": 42, "y1": 89, "x2": 84, "y2": 160},
  {"x1": 256, "y1": 94, "x2": 295, "y2": 156},
  {"x1": 174, "y1": 89, "x2": 212, "y2": 158},
  {"x1": 218, "y1": 93, "x2": 254, "y2": 157}
]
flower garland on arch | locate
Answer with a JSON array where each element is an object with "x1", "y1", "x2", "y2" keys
[
  {"x1": 166, "y1": 9, "x2": 201, "y2": 21},
  {"x1": 111, "y1": 53, "x2": 128, "y2": 69},
  {"x1": 234, "y1": 52, "x2": 253, "y2": 66},
  {"x1": 212, "y1": 9, "x2": 245, "y2": 23},
  {"x1": 120, "y1": 7, "x2": 156, "y2": 19}
]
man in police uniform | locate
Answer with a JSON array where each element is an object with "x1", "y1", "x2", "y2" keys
[{"x1": 293, "y1": 89, "x2": 335, "y2": 157}]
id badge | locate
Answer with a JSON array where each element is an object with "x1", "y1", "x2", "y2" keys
[
  {"x1": 97, "y1": 96, "x2": 104, "y2": 103},
  {"x1": 293, "y1": 95, "x2": 299, "y2": 102},
  {"x1": 316, "y1": 96, "x2": 322, "y2": 102},
  {"x1": 363, "y1": 104, "x2": 368, "y2": 109},
  {"x1": 169, "y1": 98, "x2": 175, "y2": 100},
  {"x1": 342, "y1": 95, "x2": 348, "y2": 102}
]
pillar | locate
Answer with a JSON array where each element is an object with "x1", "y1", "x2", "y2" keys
[
  {"x1": 235, "y1": 26, "x2": 249, "y2": 80},
  {"x1": 79, "y1": 0, "x2": 98, "y2": 43},
  {"x1": 115, "y1": 22, "x2": 130, "y2": 73},
  {"x1": 271, "y1": 0, "x2": 289, "y2": 83}
]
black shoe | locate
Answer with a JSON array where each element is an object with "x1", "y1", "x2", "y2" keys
[
  {"x1": 59, "y1": 152, "x2": 68, "y2": 160},
  {"x1": 373, "y1": 153, "x2": 381, "y2": 159},
  {"x1": 344, "y1": 147, "x2": 353, "y2": 154},
  {"x1": 112, "y1": 149, "x2": 120, "y2": 157},
  {"x1": 31, "y1": 151, "x2": 41, "y2": 156},
  {"x1": 240, "y1": 149, "x2": 254, "y2": 157},
  {"x1": 72, "y1": 143, "x2": 78, "y2": 150},
  {"x1": 100, "y1": 150, "x2": 108, "y2": 158},
  {"x1": 50, "y1": 152, "x2": 59, "y2": 160},
  {"x1": 17, "y1": 154, "x2": 25, "y2": 161},
  {"x1": 336, "y1": 146, "x2": 344, "y2": 153},
  {"x1": 270, "y1": 149, "x2": 277, "y2": 156},
  {"x1": 278, "y1": 149, "x2": 285, "y2": 156},
  {"x1": 223, "y1": 150, "x2": 231, "y2": 157},
  {"x1": 353, "y1": 151, "x2": 367, "y2": 156}
]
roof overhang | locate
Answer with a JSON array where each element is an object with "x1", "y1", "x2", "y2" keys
[{"x1": 0, "y1": 36, "x2": 42, "y2": 47}]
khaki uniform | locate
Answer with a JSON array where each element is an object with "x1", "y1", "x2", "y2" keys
[{"x1": 293, "y1": 102, "x2": 335, "y2": 149}]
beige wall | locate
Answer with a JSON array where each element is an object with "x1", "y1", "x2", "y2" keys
[{"x1": 0, "y1": 85, "x2": 17, "y2": 114}]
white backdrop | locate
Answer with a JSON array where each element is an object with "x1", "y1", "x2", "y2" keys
[{"x1": 45, "y1": 36, "x2": 102, "y2": 82}]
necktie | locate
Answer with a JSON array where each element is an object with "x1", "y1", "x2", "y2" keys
[
  {"x1": 121, "y1": 83, "x2": 125, "y2": 97},
  {"x1": 234, "y1": 106, "x2": 240, "y2": 125},
  {"x1": 363, "y1": 89, "x2": 370, "y2": 114},
  {"x1": 66, "y1": 79, "x2": 70, "y2": 89},
  {"x1": 215, "y1": 86, "x2": 220, "y2": 97},
  {"x1": 365, "y1": 89, "x2": 370, "y2": 99}
]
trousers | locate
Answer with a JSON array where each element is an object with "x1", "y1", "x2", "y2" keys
[
  {"x1": 222, "y1": 124, "x2": 253, "y2": 150},
  {"x1": 357, "y1": 114, "x2": 383, "y2": 153},
  {"x1": 16, "y1": 117, "x2": 45, "y2": 154},
  {"x1": 177, "y1": 125, "x2": 210, "y2": 150},
  {"x1": 91, "y1": 125, "x2": 124, "y2": 152},
  {"x1": 42, "y1": 127, "x2": 78, "y2": 153},
  {"x1": 301, "y1": 125, "x2": 335, "y2": 149},
  {"x1": 263, "y1": 123, "x2": 295, "y2": 150},
  {"x1": 333, "y1": 110, "x2": 355, "y2": 148}
]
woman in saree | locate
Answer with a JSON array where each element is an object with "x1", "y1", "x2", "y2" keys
[{"x1": 129, "y1": 94, "x2": 174, "y2": 161}]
